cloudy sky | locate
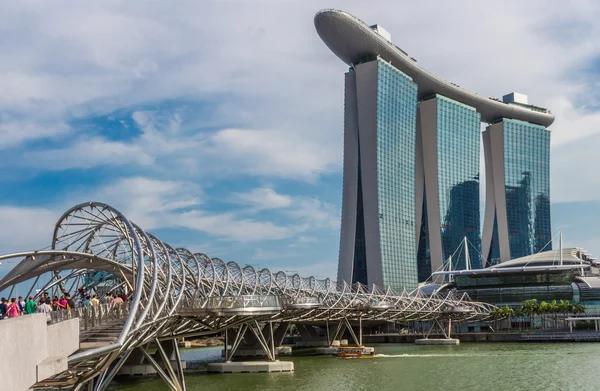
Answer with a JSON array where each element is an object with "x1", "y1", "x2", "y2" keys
[{"x1": 0, "y1": 0, "x2": 599, "y2": 278}]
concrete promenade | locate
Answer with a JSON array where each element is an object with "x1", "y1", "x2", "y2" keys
[{"x1": 0, "y1": 314, "x2": 79, "y2": 391}]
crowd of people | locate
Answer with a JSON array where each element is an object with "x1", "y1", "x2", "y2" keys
[{"x1": 0, "y1": 289, "x2": 130, "y2": 321}]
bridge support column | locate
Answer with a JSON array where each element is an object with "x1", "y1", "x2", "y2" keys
[
  {"x1": 224, "y1": 322, "x2": 289, "y2": 360},
  {"x1": 273, "y1": 322, "x2": 289, "y2": 347},
  {"x1": 340, "y1": 317, "x2": 361, "y2": 346},
  {"x1": 130, "y1": 340, "x2": 186, "y2": 391},
  {"x1": 359, "y1": 316, "x2": 363, "y2": 346},
  {"x1": 247, "y1": 320, "x2": 276, "y2": 361},
  {"x1": 295, "y1": 324, "x2": 331, "y2": 347},
  {"x1": 415, "y1": 318, "x2": 460, "y2": 345},
  {"x1": 87, "y1": 350, "x2": 130, "y2": 391},
  {"x1": 173, "y1": 340, "x2": 187, "y2": 391},
  {"x1": 327, "y1": 321, "x2": 347, "y2": 346},
  {"x1": 209, "y1": 321, "x2": 294, "y2": 374}
]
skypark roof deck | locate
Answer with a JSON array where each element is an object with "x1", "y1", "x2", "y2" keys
[{"x1": 314, "y1": 9, "x2": 555, "y2": 127}]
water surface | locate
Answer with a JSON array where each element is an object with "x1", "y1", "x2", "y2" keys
[{"x1": 109, "y1": 343, "x2": 600, "y2": 391}]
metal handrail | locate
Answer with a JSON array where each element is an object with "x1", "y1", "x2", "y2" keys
[
  {"x1": 48, "y1": 302, "x2": 131, "y2": 332},
  {"x1": 206, "y1": 295, "x2": 281, "y2": 310}
]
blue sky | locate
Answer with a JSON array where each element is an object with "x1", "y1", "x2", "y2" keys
[{"x1": 1, "y1": 0, "x2": 600, "y2": 280}]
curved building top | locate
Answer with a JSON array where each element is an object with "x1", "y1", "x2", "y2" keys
[{"x1": 314, "y1": 9, "x2": 555, "y2": 127}]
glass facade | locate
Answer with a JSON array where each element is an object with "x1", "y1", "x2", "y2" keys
[
  {"x1": 454, "y1": 270, "x2": 574, "y2": 304},
  {"x1": 342, "y1": 59, "x2": 551, "y2": 293},
  {"x1": 435, "y1": 96, "x2": 482, "y2": 270},
  {"x1": 352, "y1": 158, "x2": 368, "y2": 285},
  {"x1": 417, "y1": 95, "x2": 481, "y2": 280},
  {"x1": 375, "y1": 59, "x2": 419, "y2": 291},
  {"x1": 492, "y1": 119, "x2": 552, "y2": 259},
  {"x1": 487, "y1": 214, "x2": 501, "y2": 266},
  {"x1": 416, "y1": 191, "x2": 431, "y2": 282}
]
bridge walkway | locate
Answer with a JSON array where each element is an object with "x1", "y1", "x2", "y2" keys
[{"x1": 31, "y1": 304, "x2": 130, "y2": 390}]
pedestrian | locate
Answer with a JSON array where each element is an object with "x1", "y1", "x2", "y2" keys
[
  {"x1": 43, "y1": 291, "x2": 49, "y2": 302},
  {"x1": 58, "y1": 295, "x2": 68, "y2": 311},
  {"x1": 37, "y1": 299, "x2": 52, "y2": 323},
  {"x1": 82, "y1": 294, "x2": 91, "y2": 307},
  {"x1": 65, "y1": 293, "x2": 75, "y2": 310},
  {"x1": 7, "y1": 298, "x2": 20, "y2": 318},
  {"x1": 52, "y1": 296, "x2": 60, "y2": 311},
  {"x1": 25, "y1": 296, "x2": 37, "y2": 315},
  {"x1": 90, "y1": 295, "x2": 99, "y2": 306},
  {"x1": 104, "y1": 293, "x2": 113, "y2": 304},
  {"x1": 0, "y1": 298, "x2": 7, "y2": 320},
  {"x1": 18, "y1": 296, "x2": 25, "y2": 313},
  {"x1": 113, "y1": 293, "x2": 123, "y2": 305}
]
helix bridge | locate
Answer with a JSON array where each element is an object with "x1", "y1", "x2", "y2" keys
[{"x1": 0, "y1": 202, "x2": 494, "y2": 391}]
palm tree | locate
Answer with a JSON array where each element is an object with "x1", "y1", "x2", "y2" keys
[
  {"x1": 557, "y1": 300, "x2": 575, "y2": 329},
  {"x1": 521, "y1": 299, "x2": 540, "y2": 329},
  {"x1": 539, "y1": 301, "x2": 551, "y2": 329},
  {"x1": 557, "y1": 300, "x2": 570, "y2": 329},
  {"x1": 503, "y1": 306, "x2": 515, "y2": 330},
  {"x1": 573, "y1": 302, "x2": 586, "y2": 314}
]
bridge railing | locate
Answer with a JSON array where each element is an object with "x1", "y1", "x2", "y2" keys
[
  {"x1": 48, "y1": 302, "x2": 131, "y2": 332},
  {"x1": 206, "y1": 295, "x2": 281, "y2": 311},
  {"x1": 282, "y1": 296, "x2": 322, "y2": 309},
  {"x1": 181, "y1": 295, "x2": 282, "y2": 315}
]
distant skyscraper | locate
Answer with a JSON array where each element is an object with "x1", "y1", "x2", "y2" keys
[
  {"x1": 314, "y1": 9, "x2": 555, "y2": 291},
  {"x1": 482, "y1": 119, "x2": 552, "y2": 265},
  {"x1": 337, "y1": 57, "x2": 419, "y2": 292},
  {"x1": 416, "y1": 95, "x2": 482, "y2": 281}
]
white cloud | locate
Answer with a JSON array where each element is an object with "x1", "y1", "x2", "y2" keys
[
  {"x1": 232, "y1": 187, "x2": 292, "y2": 210},
  {"x1": 84, "y1": 178, "x2": 300, "y2": 242},
  {"x1": 4, "y1": 0, "x2": 599, "y2": 195},
  {"x1": 208, "y1": 129, "x2": 341, "y2": 180},
  {"x1": 551, "y1": 134, "x2": 600, "y2": 203},
  {"x1": 94, "y1": 176, "x2": 203, "y2": 229},
  {"x1": 0, "y1": 206, "x2": 60, "y2": 253},
  {"x1": 173, "y1": 210, "x2": 296, "y2": 242},
  {"x1": 286, "y1": 197, "x2": 339, "y2": 230},
  {"x1": 231, "y1": 187, "x2": 339, "y2": 230},
  {"x1": 251, "y1": 247, "x2": 298, "y2": 261},
  {"x1": 0, "y1": 118, "x2": 71, "y2": 150},
  {"x1": 83, "y1": 180, "x2": 339, "y2": 243},
  {"x1": 24, "y1": 137, "x2": 155, "y2": 170},
  {"x1": 1, "y1": 0, "x2": 600, "y2": 272}
]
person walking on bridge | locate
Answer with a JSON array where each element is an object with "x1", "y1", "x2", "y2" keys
[
  {"x1": 112, "y1": 293, "x2": 123, "y2": 305},
  {"x1": 7, "y1": 298, "x2": 20, "y2": 318},
  {"x1": 37, "y1": 299, "x2": 52, "y2": 323},
  {"x1": 65, "y1": 293, "x2": 75, "y2": 310},
  {"x1": 25, "y1": 296, "x2": 37, "y2": 315},
  {"x1": 58, "y1": 295, "x2": 67, "y2": 311},
  {"x1": 18, "y1": 296, "x2": 25, "y2": 313},
  {"x1": 0, "y1": 298, "x2": 7, "y2": 320}
]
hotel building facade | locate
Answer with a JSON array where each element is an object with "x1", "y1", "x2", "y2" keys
[{"x1": 315, "y1": 10, "x2": 554, "y2": 292}]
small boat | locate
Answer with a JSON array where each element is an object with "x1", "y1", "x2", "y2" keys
[{"x1": 336, "y1": 346, "x2": 375, "y2": 358}]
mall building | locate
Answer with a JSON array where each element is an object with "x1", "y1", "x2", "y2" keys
[
  {"x1": 426, "y1": 247, "x2": 600, "y2": 310},
  {"x1": 315, "y1": 10, "x2": 554, "y2": 292}
]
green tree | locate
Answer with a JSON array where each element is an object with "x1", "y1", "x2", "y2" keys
[{"x1": 520, "y1": 299, "x2": 541, "y2": 329}]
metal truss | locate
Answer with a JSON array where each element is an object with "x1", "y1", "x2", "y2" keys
[{"x1": 0, "y1": 202, "x2": 494, "y2": 390}]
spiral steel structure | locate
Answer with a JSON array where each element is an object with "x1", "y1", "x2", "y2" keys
[{"x1": 0, "y1": 202, "x2": 493, "y2": 390}]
